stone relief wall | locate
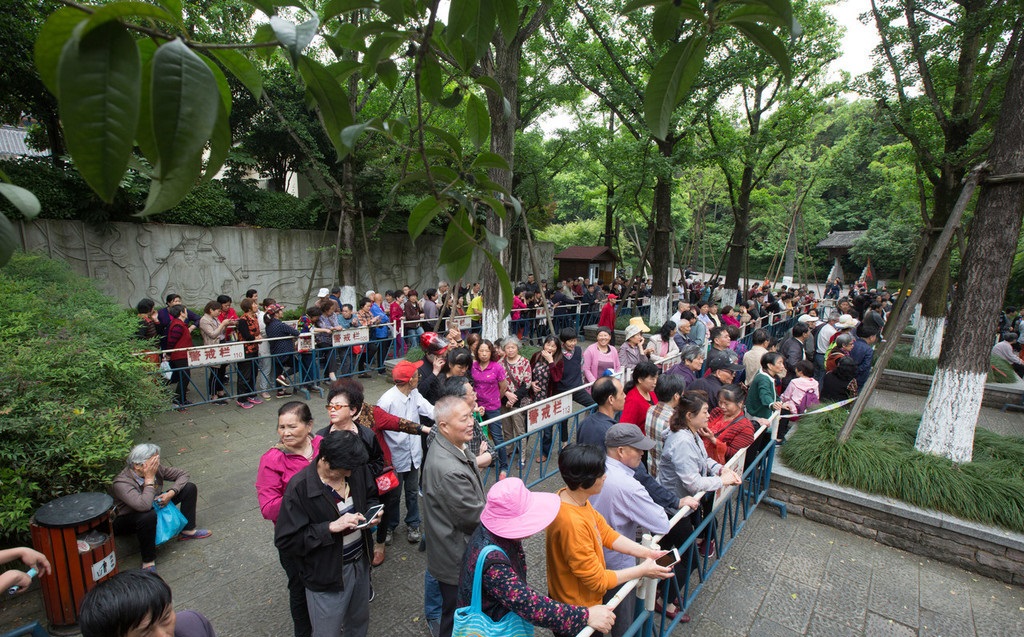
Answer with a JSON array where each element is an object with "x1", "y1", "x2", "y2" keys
[{"x1": 18, "y1": 220, "x2": 553, "y2": 308}]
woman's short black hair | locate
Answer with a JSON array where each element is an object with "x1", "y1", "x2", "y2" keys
[
  {"x1": 79, "y1": 571, "x2": 172, "y2": 637},
  {"x1": 136, "y1": 298, "x2": 155, "y2": 314},
  {"x1": 558, "y1": 443, "x2": 606, "y2": 490},
  {"x1": 761, "y1": 351, "x2": 784, "y2": 370},
  {"x1": 278, "y1": 400, "x2": 313, "y2": 424},
  {"x1": 319, "y1": 430, "x2": 369, "y2": 470},
  {"x1": 654, "y1": 373, "x2": 686, "y2": 402},
  {"x1": 328, "y1": 378, "x2": 365, "y2": 413},
  {"x1": 658, "y1": 321, "x2": 677, "y2": 341},
  {"x1": 445, "y1": 347, "x2": 474, "y2": 371},
  {"x1": 625, "y1": 360, "x2": 659, "y2": 392}
]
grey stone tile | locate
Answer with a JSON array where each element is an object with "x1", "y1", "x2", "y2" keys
[
  {"x1": 747, "y1": 616, "x2": 802, "y2": 636},
  {"x1": 758, "y1": 574, "x2": 818, "y2": 633},
  {"x1": 815, "y1": 574, "x2": 869, "y2": 627},
  {"x1": 864, "y1": 611, "x2": 918, "y2": 637},
  {"x1": 807, "y1": 612, "x2": 864, "y2": 637},
  {"x1": 919, "y1": 607, "x2": 976, "y2": 637}
]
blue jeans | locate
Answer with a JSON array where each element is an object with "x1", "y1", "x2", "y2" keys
[
  {"x1": 424, "y1": 570, "x2": 442, "y2": 621},
  {"x1": 484, "y1": 409, "x2": 509, "y2": 473},
  {"x1": 385, "y1": 467, "x2": 421, "y2": 530}
]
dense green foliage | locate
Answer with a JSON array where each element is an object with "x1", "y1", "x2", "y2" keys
[
  {"x1": 0, "y1": 254, "x2": 166, "y2": 542},
  {"x1": 781, "y1": 408, "x2": 1024, "y2": 532},
  {"x1": 884, "y1": 343, "x2": 1018, "y2": 384}
]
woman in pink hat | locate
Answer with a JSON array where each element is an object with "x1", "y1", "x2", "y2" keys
[{"x1": 455, "y1": 478, "x2": 615, "y2": 637}]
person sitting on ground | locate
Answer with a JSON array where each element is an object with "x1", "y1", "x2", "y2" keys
[
  {"x1": 779, "y1": 360, "x2": 820, "y2": 418},
  {"x1": 545, "y1": 444, "x2": 673, "y2": 634},
  {"x1": 457, "y1": 478, "x2": 615, "y2": 637},
  {"x1": 0, "y1": 547, "x2": 50, "y2": 595},
  {"x1": 821, "y1": 356, "x2": 860, "y2": 402},
  {"x1": 664, "y1": 344, "x2": 704, "y2": 387},
  {"x1": 111, "y1": 444, "x2": 211, "y2": 573},
  {"x1": 79, "y1": 570, "x2": 215, "y2": 637},
  {"x1": 992, "y1": 332, "x2": 1024, "y2": 377},
  {"x1": 619, "y1": 360, "x2": 659, "y2": 434},
  {"x1": 687, "y1": 357, "x2": 743, "y2": 411},
  {"x1": 647, "y1": 321, "x2": 681, "y2": 366}
]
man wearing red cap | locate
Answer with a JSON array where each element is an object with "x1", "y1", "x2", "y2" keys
[{"x1": 377, "y1": 361, "x2": 435, "y2": 547}]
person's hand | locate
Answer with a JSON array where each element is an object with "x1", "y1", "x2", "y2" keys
[
  {"x1": 770, "y1": 401, "x2": 783, "y2": 411},
  {"x1": 678, "y1": 496, "x2": 701, "y2": 512},
  {"x1": 639, "y1": 557, "x2": 674, "y2": 580},
  {"x1": 6, "y1": 570, "x2": 33, "y2": 594},
  {"x1": 542, "y1": 350, "x2": 554, "y2": 363},
  {"x1": 368, "y1": 508, "x2": 384, "y2": 527},
  {"x1": 720, "y1": 467, "x2": 742, "y2": 486},
  {"x1": 156, "y1": 491, "x2": 174, "y2": 506},
  {"x1": 478, "y1": 438, "x2": 488, "y2": 454},
  {"x1": 505, "y1": 391, "x2": 518, "y2": 406},
  {"x1": 329, "y1": 512, "x2": 364, "y2": 533},
  {"x1": 18, "y1": 547, "x2": 51, "y2": 576},
  {"x1": 586, "y1": 605, "x2": 615, "y2": 633},
  {"x1": 141, "y1": 455, "x2": 160, "y2": 480},
  {"x1": 474, "y1": 406, "x2": 485, "y2": 417},
  {"x1": 432, "y1": 355, "x2": 446, "y2": 373},
  {"x1": 696, "y1": 425, "x2": 714, "y2": 439}
]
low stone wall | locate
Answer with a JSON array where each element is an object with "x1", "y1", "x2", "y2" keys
[
  {"x1": 876, "y1": 368, "x2": 1024, "y2": 409},
  {"x1": 768, "y1": 463, "x2": 1024, "y2": 585}
]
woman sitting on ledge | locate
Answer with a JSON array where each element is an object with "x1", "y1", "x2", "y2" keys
[{"x1": 111, "y1": 443, "x2": 211, "y2": 573}]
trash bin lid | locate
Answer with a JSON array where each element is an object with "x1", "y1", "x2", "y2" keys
[{"x1": 34, "y1": 493, "x2": 114, "y2": 528}]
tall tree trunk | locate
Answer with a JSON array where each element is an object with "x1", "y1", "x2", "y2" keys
[
  {"x1": 783, "y1": 209, "x2": 798, "y2": 283},
  {"x1": 911, "y1": 185, "x2": 954, "y2": 358},
  {"x1": 648, "y1": 139, "x2": 674, "y2": 327},
  {"x1": 916, "y1": 51, "x2": 1024, "y2": 463},
  {"x1": 604, "y1": 111, "x2": 615, "y2": 249},
  {"x1": 723, "y1": 165, "x2": 754, "y2": 307}
]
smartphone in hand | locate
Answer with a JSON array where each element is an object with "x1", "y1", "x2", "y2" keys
[{"x1": 656, "y1": 548, "x2": 681, "y2": 568}]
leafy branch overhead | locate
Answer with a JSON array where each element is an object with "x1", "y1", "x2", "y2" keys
[{"x1": 18, "y1": 0, "x2": 798, "y2": 315}]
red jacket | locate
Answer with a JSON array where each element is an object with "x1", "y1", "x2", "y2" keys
[
  {"x1": 598, "y1": 302, "x2": 616, "y2": 331},
  {"x1": 620, "y1": 387, "x2": 657, "y2": 434},
  {"x1": 166, "y1": 317, "x2": 193, "y2": 361}
]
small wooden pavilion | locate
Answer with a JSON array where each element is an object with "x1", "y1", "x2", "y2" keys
[
  {"x1": 816, "y1": 230, "x2": 866, "y2": 284},
  {"x1": 554, "y1": 246, "x2": 618, "y2": 284}
]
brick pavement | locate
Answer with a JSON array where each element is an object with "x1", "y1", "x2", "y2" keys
[{"x1": 2, "y1": 375, "x2": 1022, "y2": 636}]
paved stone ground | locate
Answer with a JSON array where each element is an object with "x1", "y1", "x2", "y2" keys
[{"x1": 2, "y1": 375, "x2": 1022, "y2": 636}]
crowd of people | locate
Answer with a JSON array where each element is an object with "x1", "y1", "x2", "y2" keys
[{"x1": 90, "y1": 274, "x2": 895, "y2": 637}]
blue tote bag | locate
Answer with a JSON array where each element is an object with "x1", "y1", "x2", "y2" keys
[
  {"x1": 452, "y1": 545, "x2": 534, "y2": 637},
  {"x1": 153, "y1": 501, "x2": 188, "y2": 545}
]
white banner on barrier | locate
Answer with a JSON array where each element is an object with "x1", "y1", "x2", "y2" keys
[
  {"x1": 526, "y1": 394, "x2": 574, "y2": 431},
  {"x1": 186, "y1": 342, "x2": 245, "y2": 366},
  {"x1": 712, "y1": 448, "x2": 747, "y2": 511},
  {"x1": 297, "y1": 333, "x2": 315, "y2": 352},
  {"x1": 332, "y1": 327, "x2": 370, "y2": 346},
  {"x1": 448, "y1": 315, "x2": 472, "y2": 331}
]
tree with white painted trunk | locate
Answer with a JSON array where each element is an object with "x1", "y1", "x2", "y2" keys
[
  {"x1": 867, "y1": 0, "x2": 1022, "y2": 359},
  {"x1": 916, "y1": 49, "x2": 1024, "y2": 464}
]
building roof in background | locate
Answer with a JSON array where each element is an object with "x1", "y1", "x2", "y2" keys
[
  {"x1": 816, "y1": 230, "x2": 867, "y2": 249},
  {"x1": 553, "y1": 245, "x2": 618, "y2": 261},
  {"x1": 0, "y1": 125, "x2": 50, "y2": 158}
]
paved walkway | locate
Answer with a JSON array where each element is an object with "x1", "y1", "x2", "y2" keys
[{"x1": 2, "y1": 376, "x2": 1022, "y2": 636}]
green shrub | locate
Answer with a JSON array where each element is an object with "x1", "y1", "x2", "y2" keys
[
  {"x1": 884, "y1": 343, "x2": 1018, "y2": 384},
  {"x1": 0, "y1": 254, "x2": 166, "y2": 542},
  {"x1": 252, "y1": 190, "x2": 320, "y2": 230},
  {"x1": 153, "y1": 180, "x2": 237, "y2": 226},
  {"x1": 781, "y1": 408, "x2": 1024, "y2": 532}
]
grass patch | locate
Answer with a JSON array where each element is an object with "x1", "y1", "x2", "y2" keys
[
  {"x1": 884, "y1": 343, "x2": 1018, "y2": 384},
  {"x1": 781, "y1": 408, "x2": 1024, "y2": 532}
]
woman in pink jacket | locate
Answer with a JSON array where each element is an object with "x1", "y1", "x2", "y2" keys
[{"x1": 255, "y1": 402, "x2": 322, "y2": 637}]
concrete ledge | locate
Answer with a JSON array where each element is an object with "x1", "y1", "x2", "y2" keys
[
  {"x1": 768, "y1": 461, "x2": 1024, "y2": 585},
  {"x1": 876, "y1": 368, "x2": 1024, "y2": 409}
]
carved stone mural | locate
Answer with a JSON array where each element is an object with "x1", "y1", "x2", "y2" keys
[{"x1": 18, "y1": 220, "x2": 554, "y2": 308}]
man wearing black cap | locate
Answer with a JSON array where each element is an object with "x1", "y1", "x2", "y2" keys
[{"x1": 688, "y1": 358, "x2": 744, "y2": 410}]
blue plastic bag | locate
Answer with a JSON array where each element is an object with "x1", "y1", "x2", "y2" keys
[
  {"x1": 452, "y1": 546, "x2": 533, "y2": 637},
  {"x1": 153, "y1": 501, "x2": 187, "y2": 545}
]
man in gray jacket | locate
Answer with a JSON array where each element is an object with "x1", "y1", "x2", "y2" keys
[{"x1": 421, "y1": 396, "x2": 484, "y2": 637}]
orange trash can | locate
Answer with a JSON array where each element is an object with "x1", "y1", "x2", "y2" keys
[{"x1": 30, "y1": 492, "x2": 118, "y2": 630}]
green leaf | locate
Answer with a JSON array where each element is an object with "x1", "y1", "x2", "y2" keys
[
  {"x1": 339, "y1": 121, "x2": 370, "y2": 158},
  {"x1": 731, "y1": 21, "x2": 792, "y2": 79},
  {"x1": 480, "y1": 195, "x2": 507, "y2": 219},
  {"x1": 57, "y1": 21, "x2": 141, "y2": 203},
  {"x1": 136, "y1": 39, "x2": 158, "y2": 167},
  {"x1": 363, "y1": 31, "x2": 404, "y2": 71},
  {"x1": 84, "y1": 2, "x2": 177, "y2": 34},
  {"x1": 143, "y1": 38, "x2": 220, "y2": 215},
  {"x1": 494, "y1": 0, "x2": 519, "y2": 46},
  {"x1": 484, "y1": 226, "x2": 509, "y2": 252},
  {"x1": 155, "y1": 0, "x2": 183, "y2": 19},
  {"x1": 199, "y1": 52, "x2": 233, "y2": 116},
  {"x1": 297, "y1": 55, "x2": 354, "y2": 160},
  {"x1": 328, "y1": 59, "x2": 363, "y2": 83},
  {"x1": 34, "y1": 8, "x2": 89, "y2": 96},
  {"x1": 447, "y1": 0, "x2": 480, "y2": 40},
  {"x1": 0, "y1": 184, "x2": 42, "y2": 219},
  {"x1": 652, "y1": 4, "x2": 679, "y2": 45},
  {"x1": 484, "y1": 249, "x2": 513, "y2": 318},
  {"x1": 723, "y1": 5, "x2": 791, "y2": 30},
  {"x1": 424, "y1": 125, "x2": 462, "y2": 161},
  {"x1": 429, "y1": 166, "x2": 461, "y2": 185},
  {"x1": 211, "y1": 49, "x2": 263, "y2": 100},
  {"x1": 378, "y1": 0, "x2": 404, "y2": 22},
  {"x1": 0, "y1": 212, "x2": 19, "y2": 266},
  {"x1": 465, "y1": 93, "x2": 489, "y2": 150},
  {"x1": 202, "y1": 98, "x2": 231, "y2": 182},
  {"x1": 754, "y1": 0, "x2": 795, "y2": 33},
  {"x1": 644, "y1": 35, "x2": 707, "y2": 141},
  {"x1": 471, "y1": 151, "x2": 510, "y2": 171},
  {"x1": 475, "y1": 176, "x2": 510, "y2": 197},
  {"x1": 621, "y1": 0, "x2": 666, "y2": 12},
  {"x1": 439, "y1": 87, "x2": 464, "y2": 109},
  {"x1": 252, "y1": 23, "x2": 279, "y2": 62},
  {"x1": 321, "y1": 0, "x2": 378, "y2": 22},
  {"x1": 473, "y1": 76, "x2": 503, "y2": 99},
  {"x1": 271, "y1": 15, "x2": 320, "y2": 67},
  {"x1": 420, "y1": 51, "x2": 444, "y2": 105},
  {"x1": 408, "y1": 195, "x2": 444, "y2": 241},
  {"x1": 439, "y1": 208, "x2": 476, "y2": 264},
  {"x1": 377, "y1": 59, "x2": 399, "y2": 89},
  {"x1": 443, "y1": 250, "x2": 473, "y2": 283}
]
